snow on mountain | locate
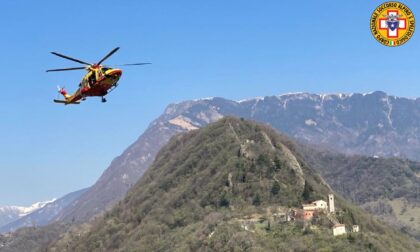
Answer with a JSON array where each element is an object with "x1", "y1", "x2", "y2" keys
[
  {"x1": 15, "y1": 199, "x2": 56, "y2": 217},
  {"x1": 0, "y1": 199, "x2": 55, "y2": 228},
  {"x1": 0, "y1": 188, "x2": 88, "y2": 233}
]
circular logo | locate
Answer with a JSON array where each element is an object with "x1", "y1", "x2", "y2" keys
[{"x1": 370, "y1": 2, "x2": 415, "y2": 47}]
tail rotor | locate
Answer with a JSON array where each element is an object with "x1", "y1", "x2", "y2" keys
[{"x1": 56, "y1": 85, "x2": 69, "y2": 98}]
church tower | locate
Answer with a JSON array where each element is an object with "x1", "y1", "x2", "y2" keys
[{"x1": 328, "y1": 194, "x2": 335, "y2": 213}]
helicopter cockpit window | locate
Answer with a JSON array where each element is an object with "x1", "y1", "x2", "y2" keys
[
  {"x1": 88, "y1": 72, "x2": 96, "y2": 86},
  {"x1": 101, "y1": 67, "x2": 110, "y2": 73}
]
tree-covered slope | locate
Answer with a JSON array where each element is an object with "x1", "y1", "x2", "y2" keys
[
  {"x1": 298, "y1": 145, "x2": 420, "y2": 239},
  {"x1": 49, "y1": 118, "x2": 419, "y2": 251}
]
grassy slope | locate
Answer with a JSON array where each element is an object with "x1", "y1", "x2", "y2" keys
[{"x1": 49, "y1": 118, "x2": 420, "y2": 251}]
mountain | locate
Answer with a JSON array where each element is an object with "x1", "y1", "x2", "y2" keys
[
  {"x1": 49, "y1": 118, "x2": 420, "y2": 251},
  {"x1": 56, "y1": 91, "x2": 420, "y2": 227},
  {"x1": 0, "y1": 200, "x2": 55, "y2": 228},
  {"x1": 0, "y1": 188, "x2": 89, "y2": 233},
  {"x1": 0, "y1": 207, "x2": 22, "y2": 228}
]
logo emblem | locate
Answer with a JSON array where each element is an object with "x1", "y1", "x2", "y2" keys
[{"x1": 370, "y1": 2, "x2": 415, "y2": 47}]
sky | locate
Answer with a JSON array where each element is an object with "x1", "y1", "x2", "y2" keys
[{"x1": 0, "y1": 0, "x2": 419, "y2": 206}]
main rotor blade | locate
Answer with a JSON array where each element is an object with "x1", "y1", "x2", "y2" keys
[
  {"x1": 108, "y1": 63, "x2": 151, "y2": 66},
  {"x1": 50, "y1": 52, "x2": 91, "y2": 65},
  {"x1": 46, "y1": 67, "x2": 86, "y2": 72},
  {"x1": 97, "y1": 47, "x2": 120, "y2": 65}
]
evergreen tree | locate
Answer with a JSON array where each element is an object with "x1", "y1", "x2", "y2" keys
[
  {"x1": 302, "y1": 181, "x2": 313, "y2": 201},
  {"x1": 253, "y1": 193, "x2": 261, "y2": 206},
  {"x1": 220, "y1": 194, "x2": 230, "y2": 207},
  {"x1": 273, "y1": 157, "x2": 283, "y2": 171},
  {"x1": 271, "y1": 181, "x2": 280, "y2": 195}
]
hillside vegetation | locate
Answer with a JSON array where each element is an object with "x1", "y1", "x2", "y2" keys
[
  {"x1": 0, "y1": 223, "x2": 68, "y2": 252},
  {"x1": 299, "y1": 145, "x2": 420, "y2": 239},
  {"x1": 48, "y1": 117, "x2": 419, "y2": 251}
]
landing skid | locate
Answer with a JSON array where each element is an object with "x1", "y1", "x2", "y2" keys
[{"x1": 99, "y1": 83, "x2": 118, "y2": 103}]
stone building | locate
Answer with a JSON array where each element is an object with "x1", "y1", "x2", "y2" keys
[
  {"x1": 302, "y1": 200, "x2": 328, "y2": 211},
  {"x1": 328, "y1": 194, "x2": 335, "y2": 213},
  {"x1": 290, "y1": 209, "x2": 315, "y2": 221},
  {"x1": 332, "y1": 224, "x2": 346, "y2": 236}
]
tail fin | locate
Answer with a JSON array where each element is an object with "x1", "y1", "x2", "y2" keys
[
  {"x1": 54, "y1": 86, "x2": 80, "y2": 105},
  {"x1": 57, "y1": 86, "x2": 70, "y2": 100}
]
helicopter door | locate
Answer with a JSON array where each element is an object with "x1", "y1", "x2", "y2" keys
[
  {"x1": 97, "y1": 69, "x2": 103, "y2": 80},
  {"x1": 88, "y1": 72, "x2": 96, "y2": 87}
]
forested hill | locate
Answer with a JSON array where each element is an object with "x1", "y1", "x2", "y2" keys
[
  {"x1": 49, "y1": 118, "x2": 420, "y2": 251},
  {"x1": 299, "y1": 144, "x2": 420, "y2": 239}
]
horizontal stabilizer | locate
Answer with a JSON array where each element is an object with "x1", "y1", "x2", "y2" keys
[{"x1": 53, "y1": 99, "x2": 80, "y2": 105}]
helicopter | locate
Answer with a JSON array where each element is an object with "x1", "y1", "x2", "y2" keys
[{"x1": 47, "y1": 47, "x2": 150, "y2": 105}]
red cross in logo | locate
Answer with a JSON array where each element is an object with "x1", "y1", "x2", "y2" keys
[{"x1": 379, "y1": 10, "x2": 407, "y2": 38}]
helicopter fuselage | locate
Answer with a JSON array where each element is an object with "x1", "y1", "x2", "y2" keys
[
  {"x1": 81, "y1": 67, "x2": 122, "y2": 97},
  {"x1": 59, "y1": 66, "x2": 122, "y2": 104}
]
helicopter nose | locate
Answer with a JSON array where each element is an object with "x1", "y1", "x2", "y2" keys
[{"x1": 108, "y1": 69, "x2": 122, "y2": 77}]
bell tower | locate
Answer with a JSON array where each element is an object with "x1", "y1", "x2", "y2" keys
[{"x1": 328, "y1": 194, "x2": 335, "y2": 213}]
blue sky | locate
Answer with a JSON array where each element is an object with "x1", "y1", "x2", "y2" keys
[{"x1": 0, "y1": 0, "x2": 419, "y2": 205}]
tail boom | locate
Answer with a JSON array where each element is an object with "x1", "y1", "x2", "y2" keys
[
  {"x1": 53, "y1": 99, "x2": 81, "y2": 105},
  {"x1": 54, "y1": 86, "x2": 80, "y2": 105}
]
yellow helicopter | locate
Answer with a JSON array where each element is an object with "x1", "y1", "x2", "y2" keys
[{"x1": 47, "y1": 47, "x2": 150, "y2": 104}]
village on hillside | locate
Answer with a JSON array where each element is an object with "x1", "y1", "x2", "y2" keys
[{"x1": 234, "y1": 194, "x2": 359, "y2": 237}]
